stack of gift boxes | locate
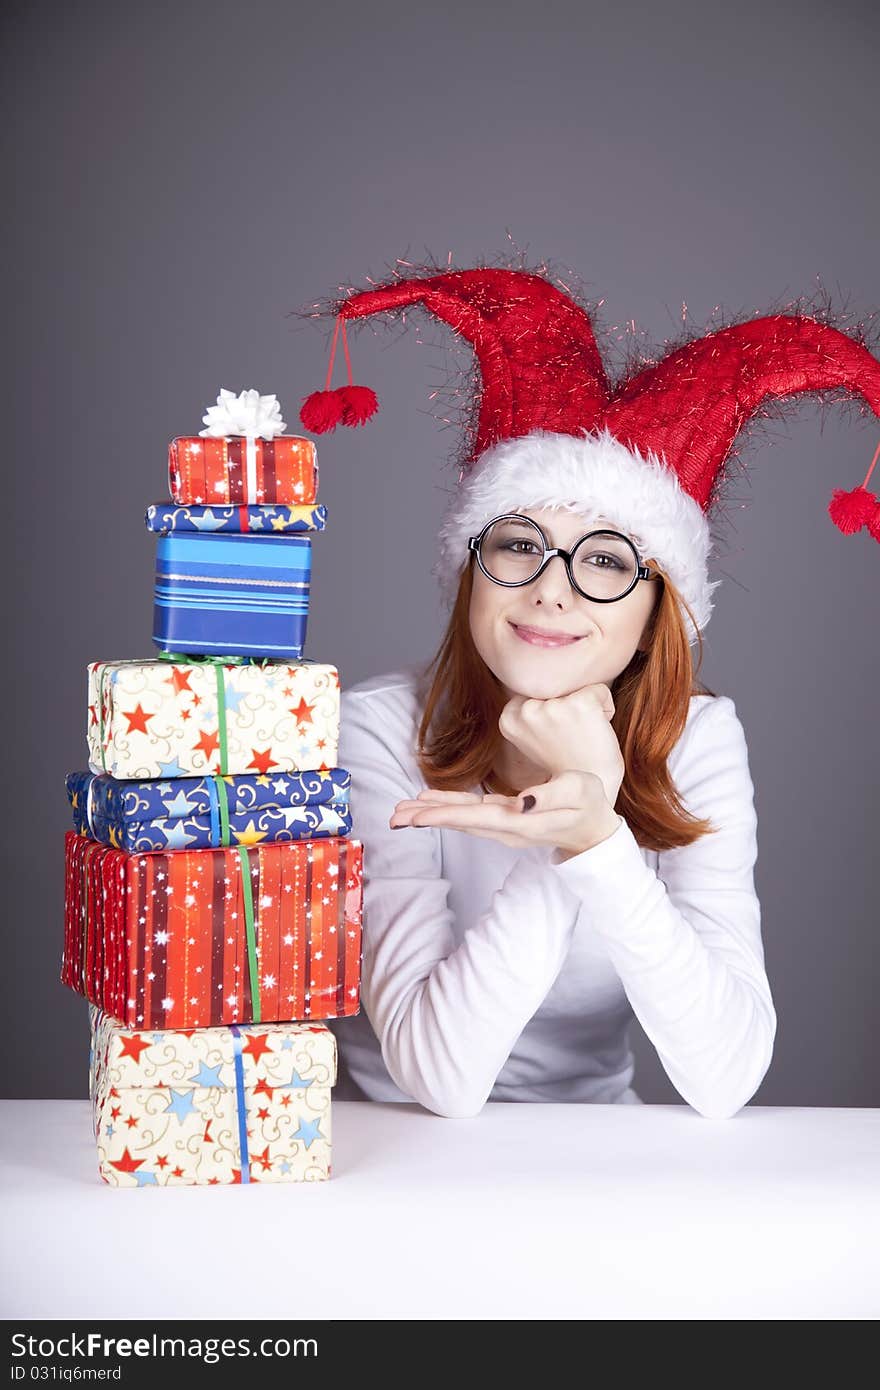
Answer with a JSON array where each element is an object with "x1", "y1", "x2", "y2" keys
[{"x1": 61, "y1": 388, "x2": 364, "y2": 1187}]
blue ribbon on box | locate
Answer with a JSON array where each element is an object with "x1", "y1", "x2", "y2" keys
[
  {"x1": 229, "y1": 1024, "x2": 251, "y2": 1184},
  {"x1": 206, "y1": 777, "x2": 220, "y2": 848}
]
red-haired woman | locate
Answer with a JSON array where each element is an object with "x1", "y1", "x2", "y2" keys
[
  {"x1": 330, "y1": 486, "x2": 769, "y2": 1120},
  {"x1": 303, "y1": 264, "x2": 880, "y2": 1121}
]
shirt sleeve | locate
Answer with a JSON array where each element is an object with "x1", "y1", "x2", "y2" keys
[
  {"x1": 546, "y1": 695, "x2": 777, "y2": 1120},
  {"x1": 339, "y1": 685, "x2": 585, "y2": 1119}
]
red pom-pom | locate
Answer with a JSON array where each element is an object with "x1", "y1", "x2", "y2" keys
[
  {"x1": 300, "y1": 389, "x2": 346, "y2": 434},
  {"x1": 828, "y1": 485, "x2": 876, "y2": 535},
  {"x1": 868, "y1": 501, "x2": 880, "y2": 543},
  {"x1": 338, "y1": 384, "x2": 379, "y2": 427}
]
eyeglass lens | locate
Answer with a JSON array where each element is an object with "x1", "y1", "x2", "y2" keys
[{"x1": 479, "y1": 516, "x2": 638, "y2": 600}]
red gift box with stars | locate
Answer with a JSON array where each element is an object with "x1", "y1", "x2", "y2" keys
[{"x1": 63, "y1": 832, "x2": 363, "y2": 1029}]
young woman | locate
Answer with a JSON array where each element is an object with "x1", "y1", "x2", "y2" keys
[{"x1": 299, "y1": 262, "x2": 880, "y2": 1120}]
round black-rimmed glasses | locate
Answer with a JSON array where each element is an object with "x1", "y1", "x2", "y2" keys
[{"x1": 467, "y1": 514, "x2": 662, "y2": 604}]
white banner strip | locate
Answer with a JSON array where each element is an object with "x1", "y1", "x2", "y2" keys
[{"x1": 245, "y1": 435, "x2": 258, "y2": 501}]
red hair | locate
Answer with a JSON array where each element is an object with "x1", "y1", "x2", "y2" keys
[{"x1": 413, "y1": 553, "x2": 719, "y2": 852}]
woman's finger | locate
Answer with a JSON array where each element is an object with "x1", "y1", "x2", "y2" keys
[
  {"x1": 408, "y1": 790, "x2": 483, "y2": 805},
  {"x1": 405, "y1": 801, "x2": 582, "y2": 834},
  {"x1": 417, "y1": 795, "x2": 481, "y2": 806},
  {"x1": 414, "y1": 789, "x2": 519, "y2": 807},
  {"x1": 517, "y1": 770, "x2": 602, "y2": 812},
  {"x1": 391, "y1": 794, "x2": 476, "y2": 817},
  {"x1": 394, "y1": 790, "x2": 518, "y2": 814}
]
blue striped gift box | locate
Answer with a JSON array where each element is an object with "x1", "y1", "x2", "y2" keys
[{"x1": 152, "y1": 533, "x2": 311, "y2": 658}]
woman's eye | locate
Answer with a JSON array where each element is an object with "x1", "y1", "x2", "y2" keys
[
  {"x1": 587, "y1": 554, "x2": 621, "y2": 568},
  {"x1": 507, "y1": 541, "x2": 540, "y2": 555}
]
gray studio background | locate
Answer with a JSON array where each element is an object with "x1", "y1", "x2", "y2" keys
[{"x1": 4, "y1": 0, "x2": 877, "y2": 1104}]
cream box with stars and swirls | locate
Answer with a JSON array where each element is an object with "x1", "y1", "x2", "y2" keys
[
  {"x1": 87, "y1": 657, "x2": 340, "y2": 780},
  {"x1": 88, "y1": 1006, "x2": 337, "y2": 1187}
]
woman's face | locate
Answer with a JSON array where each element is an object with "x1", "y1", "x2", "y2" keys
[{"x1": 468, "y1": 507, "x2": 661, "y2": 700}]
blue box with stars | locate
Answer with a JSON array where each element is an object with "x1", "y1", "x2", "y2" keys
[
  {"x1": 66, "y1": 766, "x2": 351, "y2": 852},
  {"x1": 145, "y1": 501, "x2": 328, "y2": 535}
]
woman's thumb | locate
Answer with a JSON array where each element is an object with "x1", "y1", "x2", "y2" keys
[{"x1": 519, "y1": 772, "x2": 585, "y2": 812}]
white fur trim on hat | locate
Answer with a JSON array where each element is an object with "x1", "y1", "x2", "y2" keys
[{"x1": 433, "y1": 427, "x2": 722, "y2": 644}]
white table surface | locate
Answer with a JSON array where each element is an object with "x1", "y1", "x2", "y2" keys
[{"x1": 1, "y1": 1099, "x2": 878, "y2": 1320}]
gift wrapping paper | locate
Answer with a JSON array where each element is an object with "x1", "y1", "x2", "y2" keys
[
  {"x1": 63, "y1": 832, "x2": 363, "y2": 1027},
  {"x1": 89, "y1": 1005, "x2": 336, "y2": 1185},
  {"x1": 168, "y1": 435, "x2": 318, "y2": 506},
  {"x1": 87, "y1": 657, "x2": 339, "y2": 779},
  {"x1": 67, "y1": 767, "x2": 352, "y2": 852},
  {"x1": 152, "y1": 534, "x2": 312, "y2": 659},
  {"x1": 146, "y1": 502, "x2": 327, "y2": 535}
]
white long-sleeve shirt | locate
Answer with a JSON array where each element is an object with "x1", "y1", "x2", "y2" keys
[{"x1": 327, "y1": 660, "x2": 777, "y2": 1120}]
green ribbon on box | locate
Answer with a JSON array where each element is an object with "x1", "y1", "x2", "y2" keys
[{"x1": 238, "y1": 845, "x2": 261, "y2": 1023}]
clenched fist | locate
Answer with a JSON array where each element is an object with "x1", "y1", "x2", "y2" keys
[{"x1": 498, "y1": 682, "x2": 626, "y2": 809}]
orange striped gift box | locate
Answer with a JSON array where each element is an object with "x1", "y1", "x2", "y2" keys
[{"x1": 168, "y1": 435, "x2": 318, "y2": 506}]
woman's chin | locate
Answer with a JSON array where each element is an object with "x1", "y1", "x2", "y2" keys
[{"x1": 496, "y1": 663, "x2": 592, "y2": 701}]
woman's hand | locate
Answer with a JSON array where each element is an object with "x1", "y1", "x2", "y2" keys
[
  {"x1": 499, "y1": 681, "x2": 625, "y2": 809},
  {"x1": 389, "y1": 771, "x2": 622, "y2": 859}
]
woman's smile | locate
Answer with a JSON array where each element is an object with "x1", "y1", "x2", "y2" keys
[{"x1": 509, "y1": 621, "x2": 585, "y2": 648}]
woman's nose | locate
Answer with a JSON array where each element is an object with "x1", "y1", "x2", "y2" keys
[{"x1": 529, "y1": 553, "x2": 574, "y2": 604}]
